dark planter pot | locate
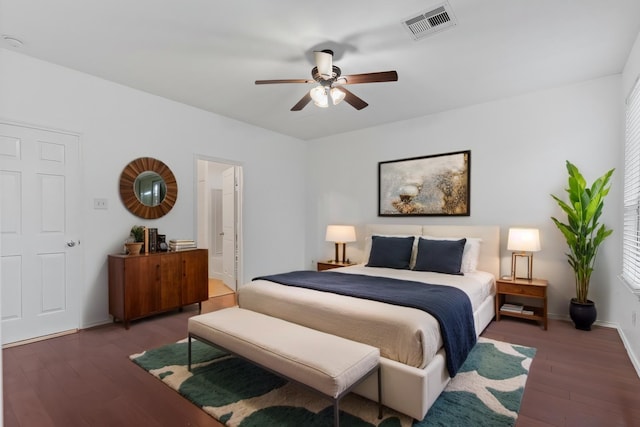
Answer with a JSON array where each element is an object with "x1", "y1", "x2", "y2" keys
[{"x1": 569, "y1": 298, "x2": 597, "y2": 331}]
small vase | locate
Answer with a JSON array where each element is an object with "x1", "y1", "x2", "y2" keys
[
  {"x1": 569, "y1": 298, "x2": 597, "y2": 331},
  {"x1": 125, "y1": 242, "x2": 144, "y2": 255}
]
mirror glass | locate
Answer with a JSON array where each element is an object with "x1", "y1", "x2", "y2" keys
[{"x1": 134, "y1": 171, "x2": 167, "y2": 207}]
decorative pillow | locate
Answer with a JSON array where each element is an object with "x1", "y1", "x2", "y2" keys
[
  {"x1": 422, "y1": 236, "x2": 482, "y2": 273},
  {"x1": 366, "y1": 236, "x2": 415, "y2": 269},
  {"x1": 413, "y1": 237, "x2": 466, "y2": 275},
  {"x1": 364, "y1": 234, "x2": 421, "y2": 268},
  {"x1": 461, "y1": 238, "x2": 481, "y2": 272}
]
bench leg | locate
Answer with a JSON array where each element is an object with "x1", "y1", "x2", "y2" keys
[
  {"x1": 378, "y1": 366, "x2": 383, "y2": 419},
  {"x1": 334, "y1": 399, "x2": 339, "y2": 427},
  {"x1": 188, "y1": 335, "x2": 192, "y2": 371}
]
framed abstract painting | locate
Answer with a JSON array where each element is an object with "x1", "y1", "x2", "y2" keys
[{"x1": 378, "y1": 150, "x2": 470, "y2": 216}]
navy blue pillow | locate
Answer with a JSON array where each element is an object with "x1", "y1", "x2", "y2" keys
[
  {"x1": 366, "y1": 236, "x2": 415, "y2": 270},
  {"x1": 413, "y1": 238, "x2": 466, "y2": 275}
]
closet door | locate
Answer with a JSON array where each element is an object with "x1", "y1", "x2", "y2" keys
[{"x1": 0, "y1": 123, "x2": 82, "y2": 344}]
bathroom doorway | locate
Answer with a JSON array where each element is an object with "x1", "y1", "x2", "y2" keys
[{"x1": 195, "y1": 157, "x2": 243, "y2": 294}]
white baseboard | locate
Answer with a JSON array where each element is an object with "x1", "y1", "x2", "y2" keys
[
  {"x1": 2, "y1": 329, "x2": 78, "y2": 348},
  {"x1": 617, "y1": 325, "x2": 640, "y2": 379},
  {"x1": 548, "y1": 312, "x2": 617, "y2": 328},
  {"x1": 81, "y1": 317, "x2": 114, "y2": 330}
]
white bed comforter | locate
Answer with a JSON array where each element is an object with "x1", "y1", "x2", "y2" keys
[{"x1": 238, "y1": 265, "x2": 494, "y2": 369}]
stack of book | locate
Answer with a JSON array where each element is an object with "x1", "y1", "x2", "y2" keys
[
  {"x1": 169, "y1": 239, "x2": 196, "y2": 251},
  {"x1": 500, "y1": 303, "x2": 524, "y2": 313}
]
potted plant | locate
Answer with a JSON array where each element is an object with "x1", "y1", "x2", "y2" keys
[
  {"x1": 550, "y1": 161, "x2": 614, "y2": 330},
  {"x1": 125, "y1": 225, "x2": 145, "y2": 255}
]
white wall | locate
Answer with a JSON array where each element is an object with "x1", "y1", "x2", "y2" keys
[
  {"x1": 2, "y1": 40, "x2": 638, "y2": 374},
  {"x1": 307, "y1": 75, "x2": 623, "y2": 326},
  {"x1": 619, "y1": 31, "x2": 640, "y2": 373},
  {"x1": 0, "y1": 49, "x2": 308, "y2": 328}
]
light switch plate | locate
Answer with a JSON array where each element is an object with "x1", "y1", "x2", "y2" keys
[{"x1": 94, "y1": 198, "x2": 108, "y2": 210}]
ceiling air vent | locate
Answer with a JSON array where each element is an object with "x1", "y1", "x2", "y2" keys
[{"x1": 402, "y1": 2, "x2": 457, "y2": 40}]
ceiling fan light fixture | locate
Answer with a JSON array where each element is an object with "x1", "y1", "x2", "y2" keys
[
  {"x1": 330, "y1": 87, "x2": 346, "y2": 105},
  {"x1": 256, "y1": 47, "x2": 397, "y2": 111},
  {"x1": 310, "y1": 86, "x2": 328, "y2": 108}
]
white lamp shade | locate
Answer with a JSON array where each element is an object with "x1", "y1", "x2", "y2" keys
[
  {"x1": 310, "y1": 86, "x2": 328, "y2": 108},
  {"x1": 507, "y1": 228, "x2": 541, "y2": 252},
  {"x1": 325, "y1": 225, "x2": 356, "y2": 243},
  {"x1": 330, "y1": 87, "x2": 346, "y2": 105}
]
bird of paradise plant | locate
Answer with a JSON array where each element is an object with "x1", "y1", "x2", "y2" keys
[{"x1": 550, "y1": 161, "x2": 614, "y2": 303}]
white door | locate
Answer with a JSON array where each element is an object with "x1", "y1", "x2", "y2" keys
[
  {"x1": 0, "y1": 122, "x2": 82, "y2": 345},
  {"x1": 222, "y1": 167, "x2": 236, "y2": 290}
]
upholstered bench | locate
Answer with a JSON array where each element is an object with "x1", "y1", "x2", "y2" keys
[{"x1": 188, "y1": 307, "x2": 382, "y2": 427}]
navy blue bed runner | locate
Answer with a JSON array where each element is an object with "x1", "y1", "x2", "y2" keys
[{"x1": 253, "y1": 270, "x2": 476, "y2": 377}]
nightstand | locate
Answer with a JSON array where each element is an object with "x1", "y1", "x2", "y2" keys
[
  {"x1": 317, "y1": 261, "x2": 356, "y2": 271},
  {"x1": 495, "y1": 277, "x2": 548, "y2": 330}
]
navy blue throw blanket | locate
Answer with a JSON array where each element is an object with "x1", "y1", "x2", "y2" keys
[{"x1": 253, "y1": 271, "x2": 476, "y2": 377}]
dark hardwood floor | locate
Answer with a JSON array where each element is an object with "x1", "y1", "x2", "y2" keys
[
  {"x1": 483, "y1": 318, "x2": 640, "y2": 427},
  {"x1": 3, "y1": 298, "x2": 640, "y2": 426}
]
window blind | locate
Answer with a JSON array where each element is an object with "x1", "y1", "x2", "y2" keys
[{"x1": 622, "y1": 77, "x2": 640, "y2": 290}]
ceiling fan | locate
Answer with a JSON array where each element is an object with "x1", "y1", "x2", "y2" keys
[{"x1": 255, "y1": 49, "x2": 398, "y2": 111}]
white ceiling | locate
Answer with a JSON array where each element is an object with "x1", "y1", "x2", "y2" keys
[{"x1": 1, "y1": 0, "x2": 639, "y2": 140}]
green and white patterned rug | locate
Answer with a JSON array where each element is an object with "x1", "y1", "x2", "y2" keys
[{"x1": 131, "y1": 336, "x2": 535, "y2": 427}]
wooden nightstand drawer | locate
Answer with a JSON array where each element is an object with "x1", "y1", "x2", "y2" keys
[
  {"x1": 497, "y1": 282, "x2": 545, "y2": 298},
  {"x1": 317, "y1": 261, "x2": 355, "y2": 271}
]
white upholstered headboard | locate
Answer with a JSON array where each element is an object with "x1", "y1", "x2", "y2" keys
[{"x1": 364, "y1": 224, "x2": 500, "y2": 278}]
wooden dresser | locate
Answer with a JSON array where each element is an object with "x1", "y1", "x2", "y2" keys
[{"x1": 108, "y1": 248, "x2": 208, "y2": 329}]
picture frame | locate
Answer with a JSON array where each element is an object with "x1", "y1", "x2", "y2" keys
[{"x1": 378, "y1": 150, "x2": 470, "y2": 216}]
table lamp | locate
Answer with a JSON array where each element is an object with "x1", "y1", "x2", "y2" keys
[
  {"x1": 507, "y1": 228, "x2": 541, "y2": 280},
  {"x1": 325, "y1": 225, "x2": 356, "y2": 263}
]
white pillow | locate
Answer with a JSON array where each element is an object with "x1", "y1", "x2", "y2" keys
[{"x1": 422, "y1": 236, "x2": 482, "y2": 273}]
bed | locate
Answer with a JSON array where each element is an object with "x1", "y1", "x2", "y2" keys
[{"x1": 237, "y1": 224, "x2": 499, "y2": 420}]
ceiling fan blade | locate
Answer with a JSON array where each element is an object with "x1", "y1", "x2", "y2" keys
[
  {"x1": 341, "y1": 71, "x2": 398, "y2": 85},
  {"x1": 337, "y1": 86, "x2": 368, "y2": 110},
  {"x1": 291, "y1": 92, "x2": 312, "y2": 111},
  {"x1": 255, "y1": 79, "x2": 314, "y2": 85},
  {"x1": 314, "y1": 50, "x2": 333, "y2": 80}
]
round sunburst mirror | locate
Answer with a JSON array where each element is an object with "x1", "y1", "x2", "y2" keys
[{"x1": 119, "y1": 157, "x2": 178, "y2": 219}]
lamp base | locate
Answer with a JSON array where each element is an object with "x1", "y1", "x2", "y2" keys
[
  {"x1": 511, "y1": 252, "x2": 533, "y2": 280},
  {"x1": 333, "y1": 242, "x2": 348, "y2": 263}
]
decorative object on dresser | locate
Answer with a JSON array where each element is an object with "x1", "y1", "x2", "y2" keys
[
  {"x1": 125, "y1": 225, "x2": 145, "y2": 255},
  {"x1": 378, "y1": 150, "x2": 470, "y2": 217},
  {"x1": 169, "y1": 239, "x2": 197, "y2": 251},
  {"x1": 325, "y1": 225, "x2": 356, "y2": 263},
  {"x1": 108, "y1": 248, "x2": 208, "y2": 329},
  {"x1": 495, "y1": 277, "x2": 548, "y2": 330},
  {"x1": 119, "y1": 157, "x2": 178, "y2": 219},
  {"x1": 157, "y1": 234, "x2": 168, "y2": 252},
  {"x1": 147, "y1": 227, "x2": 158, "y2": 252},
  {"x1": 551, "y1": 160, "x2": 614, "y2": 331},
  {"x1": 507, "y1": 228, "x2": 541, "y2": 280},
  {"x1": 317, "y1": 260, "x2": 356, "y2": 271}
]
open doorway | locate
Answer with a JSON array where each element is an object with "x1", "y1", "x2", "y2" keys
[{"x1": 195, "y1": 157, "x2": 243, "y2": 299}]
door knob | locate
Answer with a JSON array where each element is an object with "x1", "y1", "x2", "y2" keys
[{"x1": 66, "y1": 240, "x2": 78, "y2": 247}]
